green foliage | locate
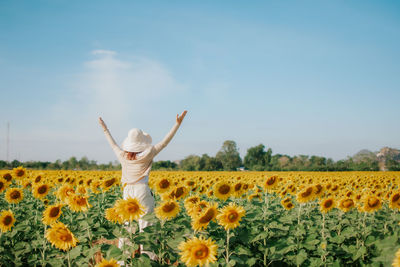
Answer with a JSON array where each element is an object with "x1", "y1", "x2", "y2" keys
[{"x1": 216, "y1": 140, "x2": 242, "y2": 171}]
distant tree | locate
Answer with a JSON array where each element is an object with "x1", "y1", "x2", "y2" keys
[
  {"x1": 244, "y1": 144, "x2": 266, "y2": 170},
  {"x1": 153, "y1": 160, "x2": 178, "y2": 170},
  {"x1": 387, "y1": 159, "x2": 400, "y2": 171},
  {"x1": 216, "y1": 140, "x2": 242, "y2": 171},
  {"x1": 11, "y1": 160, "x2": 21, "y2": 168},
  {"x1": 0, "y1": 160, "x2": 8, "y2": 169},
  {"x1": 199, "y1": 154, "x2": 223, "y2": 171},
  {"x1": 180, "y1": 155, "x2": 201, "y2": 171},
  {"x1": 265, "y1": 148, "x2": 272, "y2": 170}
]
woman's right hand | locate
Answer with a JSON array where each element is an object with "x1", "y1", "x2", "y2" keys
[
  {"x1": 176, "y1": 110, "x2": 187, "y2": 124},
  {"x1": 99, "y1": 117, "x2": 107, "y2": 130}
]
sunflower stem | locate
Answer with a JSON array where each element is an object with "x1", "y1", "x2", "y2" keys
[
  {"x1": 225, "y1": 229, "x2": 230, "y2": 264},
  {"x1": 41, "y1": 225, "x2": 47, "y2": 266},
  {"x1": 67, "y1": 249, "x2": 71, "y2": 267}
]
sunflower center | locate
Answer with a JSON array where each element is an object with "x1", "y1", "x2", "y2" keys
[
  {"x1": 3, "y1": 173, "x2": 12, "y2": 182},
  {"x1": 175, "y1": 187, "x2": 184, "y2": 198},
  {"x1": 127, "y1": 203, "x2": 139, "y2": 213},
  {"x1": 286, "y1": 203, "x2": 294, "y2": 208},
  {"x1": 16, "y1": 170, "x2": 25, "y2": 177},
  {"x1": 35, "y1": 176, "x2": 42, "y2": 183},
  {"x1": 266, "y1": 176, "x2": 276, "y2": 185},
  {"x1": 162, "y1": 203, "x2": 176, "y2": 213},
  {"x1": 314, "y1": 185, "x2": 322, "y2": 194},
  {"x1": 227, "y1": 211, "x2": 238, "y2": 222},
  {"x1": 159, "y1": 179, "x2": 170, "y2": 189},
  {"x1": 0, "y1": 182, "x2": 4, "y2": 190},
  {"x1": 193, "y1": 244, "x2": 209, "y2": 259},
  {"x1": 187, "y1": 181, "x2": 195, "y2": 186},
  {"x1": 301, "y1": 187, "x2": 313, "y2": 198},
  {"x1": 324, "y1": 200, "x2": 333, "y2": 208},
  {"x1": 76, "y1": 197, "x2": 87, "y2": 206},
  {"x1": 10, "y1": 190, "x2": 21, "y2": 199},
  {"x1": 105, "y1": 178, "x2": 116, "y2": 187},
  {"x1": 393, "y1": 194, "x2": 400, "y2": 203},
  {"x1": 218, "y1": 185, "x2": 230, "y2": 194},
  {"x1": 189, "y1": 197, "x2": 199, "y2": 204},
  {"x1": 199, "y1": 209, "x2": 215, "y2": 224},
  {"x1": 38, "y1": 186, "x2": 47, "y2": 194},
  {"x1": 50, "y1": 207, "x2": 60, "y2": 218},
  {"x1": 343, "y1": 199, "x2": 354, "y2": 208},
  {"x1": 59, "y1": 232, "x2": 73, "y2": 242},
  {"x1": 3, "y1": 215, "x2": 12, "y2": 226},
  {"x1": 368, "y1": 198, "x2": 379, "y2": 207}
]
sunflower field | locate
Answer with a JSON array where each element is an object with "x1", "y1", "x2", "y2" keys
[{"x1": 1, "y1": 168, "x2": 400, "y2": 266}]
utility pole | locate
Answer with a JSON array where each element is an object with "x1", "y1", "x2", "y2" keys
[{"x1": 6, "y1": 122, "x2": 10, "y2": 162}]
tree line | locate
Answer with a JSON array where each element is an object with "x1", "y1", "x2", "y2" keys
[{"x1": 1, "y1": 140, "x2": 399, "y2": 171}]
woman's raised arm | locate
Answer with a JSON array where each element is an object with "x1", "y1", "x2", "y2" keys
[
  {"x1": 99, "y1": 117, "x2": 123, "y2": 157},
  {"x1": 154, "y1": 111, "x2": 187, "y2": 155}
]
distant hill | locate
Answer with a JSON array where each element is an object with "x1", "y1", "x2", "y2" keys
[{"x1": 376, "y1": 147, "x2": 400, "y2": 171}]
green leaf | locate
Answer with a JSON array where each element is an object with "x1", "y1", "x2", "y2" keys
[
  {"x1": 69, "y1": 246, "x2": 81, "y2": 259},
  {"x1": 106, "y1": 245, "x2": 123, "y2": 259},
  {"x1": 296, "y1": 249, "x2": 307, "y2": 266}
]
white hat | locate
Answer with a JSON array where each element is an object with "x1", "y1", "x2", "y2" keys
[{"x1": 121, "y1": 128, "x2": 152, "y2": 152}]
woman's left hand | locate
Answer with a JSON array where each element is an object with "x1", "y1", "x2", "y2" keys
[
  {"x1": 176, "y1": 110, "x2": 187, "y2": 124},
  {"x1": 99, "y1": 117, "x2": 108, "y2": 130}
]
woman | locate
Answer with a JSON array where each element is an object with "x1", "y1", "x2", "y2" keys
[{"x1": 98, "y1": 110, "x2": 187, "y2": 260}]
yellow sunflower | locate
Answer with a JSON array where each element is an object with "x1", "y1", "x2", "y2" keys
[
  {"x1": 2, "y1": 172, "x2": 13, "y2": 183},
  {"x1": 114, "y1": 197, "x2": 145, "y2": 222},
  {"x1": 192, "y1": 202, "x2": 218, "y2": 231},
  {"x1": 5, "y1": 188, "x2": 24, "y2": 204},
  {"x1": 102, "y1": 177, "x2": 117, "y2": 191},
  {"x1": 0, "y1": 210, "x2": 16, "y2": 232},
  {"x1": 338, "y1": 198, "x2": 355, "y2": 212},
  {"x1": 155, "y1": 178, "x2": 172, "y2": 194},
  {"x1": 42, "y1": 204, "x2": 63, "y2": 225},
  {"x1": 363, "y1": 195, "x2": 382, "y2": 213},
  {"x1": 55, "y1": 184, "x2": 75, "y2": 203},
  {"x1": 13, "y1": 166, "x2": 27, "y2": 180},
  {"x1": 187, "y1": 200, "x2": 209, "y2": 218},
  {"x1": 33, "y1": 183, "x2": 51, "y2": 199},
  {"x1": 45, "y1": 222, "x2": 78, "y2": 251},
  {"x1": 390, "y1": 192, "x2": 400, "y2": 210},
  {"x1": 216, "y1": 202, "x2": 245, "y2": 230},
  {"x1": 263, "y1": 175, "x2": 279, "y2": 192},
  {"x1": 105, "y1": 207, "x2": 124, "y2": 224},
  {"x1": 296, "y1": 186, "x2": 314, "y2": 203},
  {"x1": 213, "y1": 182, "x2": 232, "y2": 201},
  {"x1": 162, "y1": 186, "x2": 188, "y2": 201},
  {"x1": 67, "y1": 195, "x2": 91, "y2": 212},
  {"x1": 320, "y1": 198, "x2": 335, "y2": 213},
  {"x1": 178, "y1": 236, "x2": 218, "y2": 267},
  {"x1": 76, "y1": 185, "x2": 87, "y2": 195},
  {"x1": 0, "y1": 178, "x2": 8, "y2": 194},
  {"x1": 281, "y1": 197, "x2": 295, "y2": 210},
  {"x1": 155, "y1": 200, "x2": 180, "y2": 221},
  {"x1": 184, "y1": 195, "x2": 200, "y2": 212},
  {"x1": 95, "y1": 258, "x2": 120, "y2": 267}
]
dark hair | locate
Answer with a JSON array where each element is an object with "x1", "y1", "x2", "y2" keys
[{"x1": 124, "y1": 151, "x2": 141, "y2": 160}]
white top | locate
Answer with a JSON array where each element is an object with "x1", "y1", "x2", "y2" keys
[{"x1": 103, "y1": 122, "x2": 180, "y2": 185}]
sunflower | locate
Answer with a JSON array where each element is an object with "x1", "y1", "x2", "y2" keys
[
  {"x1": 213, "y1": 182, "x2": 232, "y2": 201},
  {"x1": 338, "y1": 198, "x2": 355, "y2": 212},
  {"x1": 184, "y1": 195, "x2": 200, "y2": 211},
  {"x1": 95, "y1": 258, "x2": 120, "y2": 267},
  {"x1": 102, "y1": 177, "x2": 117, "y2": 191},
  {"x1": 187, "y1": 200, "x2": 209, "y2": 218},
  {"x1": 5, "y1": 188, "x2": 24, "y2": 204},
  {"x1": 232, "y1": 182, "x2": 244, "y2": 197},
  {"x1": 163, "y1": 186, "x2": 188, "y2": 201},
  {"x1": 281, "y1": 197, "x2": 295, "y2": 210},
  {"x1": 114, "y1": 197, "x2": 145, "y2": 222},
  {"x1": 155, "y1": 178, "x2": 172, "y2": 194},
  {"x1": 363, "y1": 195, "x2": 382, "y2": 213},
  {"x1": 33, "y1": 174, "x2": 44, "y2": 184},
  {"x1": 320, "y1": 198, "x2": 335, "y2": 213},
  {"x1": 2, "y1": 172, "x2": 13, "y2": 183},
  {"x1": 45, "y1": 222, "x2": 78, "y2": 251},
  {"x1": 264, "y1": 175, "x2": 279, "y2": 191},
  {"x1": 392, "y1": 248, "x2": 400, "y2": 267},
  {"x1": 0, "y1": 210, "x2": 16, "y2": 232},
  {"x1": 76, "y1": 185, "x2": 87, "y2": 195},
  {"x1": 0, "y1": 178, "x2": 8, "y2": 194},
  {"x1": 33, "y1": 183, "x2": 51, "y2": 199},
  {"x1": 313, "y1": 184, "x2": 325, "y2": 198},
  {"x1": 42, "y1": 204, "x2": 63, "y2": 225},
  {"x1": 67, "y1": 195, "x2": 91, "y2": 212},
  {"x1": 105, "y1": 207, "x2": 123, "y2": 224},
  {"x1": 155, "y1": 200, "x2": 180, "y2": 221},
  {"x1": 178, "y1": 236, "x2": 218, "y2": 267},
  {"x1": 91, "y1": 180, "x2": 102, "y2": 194},
  {"x1": 192, "y1": 202, "x2": 218, "y2": 231},
  {"x1": 390, "y1": 192, "x2": 400, "y2": 210},
  {"x1": 216, "y1": 202, "x2": 245, "y2": 230},
  {"x1": 296, "y1": 186, "x2": 314, "y2": 203},
  {"x1": 13, "y1": 166, "x2": 27, "y2": 180},
  {"x1": 55, "y1": 184, "x2": 75, "y2": 203}
]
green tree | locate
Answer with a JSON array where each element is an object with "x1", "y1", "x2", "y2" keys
[
  {"x1": 216, "y1": 140, "x2": 242, "y2": 171},
  {"x1": 179, "y1": 155, "x2": 201, "y2": 171},
  {"x1": 244, "y1": 144, "x2": 266, "y2": 170}
]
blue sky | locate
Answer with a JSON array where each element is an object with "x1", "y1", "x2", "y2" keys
[{"x1": 1, "y1": 0, "x2": 399, "y2": 163}]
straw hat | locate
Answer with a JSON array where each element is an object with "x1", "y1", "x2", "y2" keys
[{"x1": 121, "y1": 128, "x2": 152, "y2": 152}]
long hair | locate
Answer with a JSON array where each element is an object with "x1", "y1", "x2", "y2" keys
[{"x1": 124, "y1": 151, "x2": 141, "y2": 160}]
